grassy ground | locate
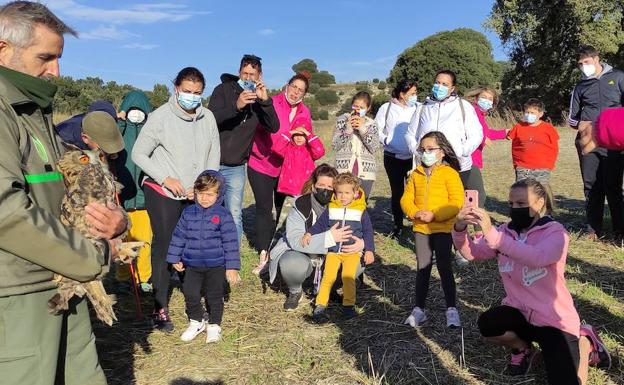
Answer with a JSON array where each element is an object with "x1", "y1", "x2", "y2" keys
[{"x1": 95, "y1": 121, "x2": 624, "y2": 385}]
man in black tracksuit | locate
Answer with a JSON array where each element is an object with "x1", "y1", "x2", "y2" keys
[
  {"x1": 208, "y1": 54, "x2": 280, "y2": 243},
  {"x1": 569, "y1": 46, "x2": 624, "y2": 239}
]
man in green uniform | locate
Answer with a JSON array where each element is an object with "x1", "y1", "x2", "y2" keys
[{"x1": 0, "y1": 2, "x2": 127, "y2": 384}]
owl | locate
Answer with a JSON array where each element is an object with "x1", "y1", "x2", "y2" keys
[{"x1": 49, "y1": 148, "x2": 143, "y2": 326}]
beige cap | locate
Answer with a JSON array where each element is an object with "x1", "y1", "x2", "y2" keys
[{"x1": 82, "y1": 111, "x2": 124, "y2": 154}]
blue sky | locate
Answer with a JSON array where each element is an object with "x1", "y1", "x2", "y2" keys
[{"x1": 36, "y1": 0, "x2": 506, "y2": 93}]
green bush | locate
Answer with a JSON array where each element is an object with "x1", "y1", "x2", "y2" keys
[
  {"x1": 308, "y1": 83, "x2": 321, "y2": 95},
  {"x1": 355, "y1": 82, "x2": 370, "y2": 92},
  {"x1": 372, "y1": 78, "x2": 380, "y2": 83},
  {"x1": 377, "y1": 81, "x2": 387, "y2": 90},
  {"x1": 311, "y1": 71, "x2": 336, "y2": 87},
  {"x1": 371, "y1": 93, "x2": 391, "y2": 116},
  {"x1": 337, "y1": 99, "x2": 352, "y2": 116},
  {"x1": 316, "y1": 89, "x2": 339, "y2": 106}
]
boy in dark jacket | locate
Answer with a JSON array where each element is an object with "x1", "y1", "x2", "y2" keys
[
  {"x1": 167, "y1": 170, "x2": 240, "y2": 343},
  {"x1": 301, "y1": 173, "x2": 375, "y2": 322}
]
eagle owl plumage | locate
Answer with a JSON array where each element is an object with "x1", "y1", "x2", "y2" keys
[{"x1": 50, "y1": 148, "x2": 143, "y2": 325}]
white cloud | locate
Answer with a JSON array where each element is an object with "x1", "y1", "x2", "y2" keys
[
  {"x1": 122, "y1": 43, "x2": 159, "y2": 50},
  {"x1": 259, "y1": 28, "x2": 276, "y2": 36},
  {"x1": 46, "y1": 1, "x2": 210, "y2": 24},
  {"x1": 80, "y1": 25, "x2": 138, "y2": 40}
]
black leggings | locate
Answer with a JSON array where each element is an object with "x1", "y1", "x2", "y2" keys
[
  {"x1": 144, "y1": 185, "x2": 190, "y2": 311},
  {"x1": 247, "y1": 167, "x2": 286, "y2": 253},
  {"x1": 460, "y1": 167, "x2": 486, "y2": 208},
  {"x1": 383, "y1": 153, "x2": 412, "y2": 228},
  {"x1": 478, "y1": 305, "x2": 581, "y2": 385},
  {"x1": 182, "y1": 266, "x2": 225, "y2": 325},
  {"x1": 414, "y1": 232, "x2": 456, "y2": 308}
]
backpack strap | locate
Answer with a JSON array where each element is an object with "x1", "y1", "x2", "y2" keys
[{"x1": 382, "y1": 102, "x2": 392, "y2": 136}]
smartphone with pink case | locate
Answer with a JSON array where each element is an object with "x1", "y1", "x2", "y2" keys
[{"x1": 464, "y1": 190, "x2": 479, "y2": 208}]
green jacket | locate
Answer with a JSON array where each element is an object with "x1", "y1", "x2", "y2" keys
[
  {"x1": 0, "y1": 73, "x2": 105, "y2": 297},
  {"x1": 118, "y1": 91, "x2": 153, "y2": 210}
]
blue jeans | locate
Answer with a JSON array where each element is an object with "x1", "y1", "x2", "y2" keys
[{"x1": 219, "y1": 164, "x2": 246, "y2": 244}]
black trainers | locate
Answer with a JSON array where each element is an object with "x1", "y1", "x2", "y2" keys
[
  {"x1": 152, "y1": 308, "x2": 174, "y2": 333},
  {"x1": 506, "y1": 347, "x2": 538, "y2": 376},
  {"x1": 342, "y1": 306, "x2": 357, "y2": 319},
  {"x1": 283, "y1": 291, "x2": 303, "y2": 311},
  {"x1": 312, "y1": 305, "x2": 329, "y2": 324}
]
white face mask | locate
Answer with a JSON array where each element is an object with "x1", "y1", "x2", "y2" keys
[
  {"x1": 127, "y1": 109, "x2": 146, "y2": 124},
  {"x1": 581, "y1": 64, "x2": 596, "y2": 77},
  {"x1": 285, "y1": 89, "x2": 303, "y2": 105}
]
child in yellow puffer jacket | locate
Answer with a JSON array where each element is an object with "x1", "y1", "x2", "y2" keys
[{"x1": 400, "y1": 131, "x2": 464, "y2": 328}]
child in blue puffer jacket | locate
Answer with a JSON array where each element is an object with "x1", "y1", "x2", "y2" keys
[{"x1": 167, "y1": 170, "x2": 240, "y2": 343}]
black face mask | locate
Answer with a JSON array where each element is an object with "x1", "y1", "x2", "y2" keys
[
  {"x1": 509, "y1": 207, "x2": 534, "y2": 230},
  {"x1": 313, "y1": 188, "x2": 333, "y2": 205}
]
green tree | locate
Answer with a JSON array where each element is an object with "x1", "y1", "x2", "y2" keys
[
  {"x1": 487, "y1": 0, "x2": 624, "y2": 119},
  {"x1": 372, "y1": 78, "x2": 380, "y2": 83},
  {"x1": 292, "y1": 59, "x2": 318, "y2": 74},
  {"x1": 377, "y1": 81, "x2": 387, "y2": 90},
  {"x1": 308, "y1": 83, "x2": 321, "y2": 95},
  {"x1": 388, "y1": 28, "x2": 500, "y2": 98},
  {"x1": 146, "y1": 84, "x2": 171, "y2": 108},
  {"x1": 311, "y1": 70, "x2": 335, "y2": 87},
  {"x1": 316, "y1": 89, "x2": 339, "y2": 106}
]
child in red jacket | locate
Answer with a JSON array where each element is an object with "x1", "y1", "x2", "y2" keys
[
  {"x1": 274, "y1": 116, "x2": 325, "y2": 196},
  {"x1": 508, "y1": 98, "x2": 559, "y2": 183}
]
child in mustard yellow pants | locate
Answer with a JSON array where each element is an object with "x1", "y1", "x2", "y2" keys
[
  {"x1": 301, "y1": 173, "x2": 375, "y2": 322},
  {"x1": 116, "y1": 209, "x2": 153, "y2": 291}
]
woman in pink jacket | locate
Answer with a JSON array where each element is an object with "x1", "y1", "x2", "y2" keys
[
  {"x1": 248, "y1": 72, "x2": 313, "y2": 274},
  {"x1": 453, "y1": 179, "x2": 610, "y2": 384}
]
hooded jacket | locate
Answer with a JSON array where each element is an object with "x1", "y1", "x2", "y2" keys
[
  {"x1": 248, "y1": 91, "x2": 312, "y2": 178},
  {"x1": 406, "y1": 95, "x2": 483, "y2": 172},
  {"x1": 132, "y1": 95, "x2": 220, "y2": 199},
  {"x1": 166, "y1": 170, "x2": 240, "y2": 270},
  {"x1": 401, "y1": 163, "x2": 464, "y2": 234},
  {"x1": 452, "y1": 217, "x2": 580, "y2": 338},
  {"x1": 208, "y1": 73, "x2": 280, "y2": 166},
  {"x1": 307, "y1": 189, "x2": 375, "y2": 253},
  {"x1": 0, "y1": 71, "x2": 105, "y2": 297},
  {"x1": 117, "y1": 91, "x2": 153, "y2": 210},
  {"x1": 273, "y1": 116, "x2": 325, "y2": 196},
  {"x1": 568, "y1": 63, "x2": 624, "y2": 126}
]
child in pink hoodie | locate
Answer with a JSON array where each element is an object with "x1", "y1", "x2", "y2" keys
[
  {"x1": 274, "y1": 116, "x2": 325, "y2": 196},
  {"x1": 452, "y1": 179, "x2": 610, "y2": 384}
]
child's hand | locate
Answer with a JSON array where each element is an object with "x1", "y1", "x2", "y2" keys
[
  {"x1": 301, "y1": 233, "x2": 312, "y2": 247},
  {"x1": 226, "y1": 269, "x2": 240, "y2": 285},
  {"x1": 420, "y1": 211, "x2": 435, "y2": 223},
  {"x1": 363, "y1": 250, "x2": 374, "y2": 265},
  {"x1": 172, "y1": 262, "x2": 185, "y2": 272}
]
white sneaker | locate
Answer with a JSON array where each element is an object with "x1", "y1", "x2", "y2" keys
[
  {"x1": 180, "y1": 319, "x2": 206, "y2": 342},
  {"x1": 404, "y1": 307, "x2": 427, "y2": 328},
  {"x1": 455, "y1": 251, "x2": 470, "y2": 267},
  {"x1": 206, "y1": 324, "x2": 222, "y2": 343},
  {"x1": 446, "y1": 307, "x2": 461, "y2": 328}
]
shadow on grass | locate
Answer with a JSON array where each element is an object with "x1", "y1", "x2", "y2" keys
[
  {"x1": 94, "y1": 283, "x2": 154, "y2": 385},
  {"x1": 170, "y1": 379, "x2": 225, "y2": 385}
]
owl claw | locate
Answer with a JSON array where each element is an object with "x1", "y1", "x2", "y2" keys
[{"x1": 115, "y1": 241, "x2": 145, "y2": 264}]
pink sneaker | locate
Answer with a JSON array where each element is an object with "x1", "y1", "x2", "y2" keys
[
  {"x1": 580, "y1": 324, "x2": 611, "y2": 369},
  {"x1": 252, "y1": 250, "x2": 268, "y2": 275}
]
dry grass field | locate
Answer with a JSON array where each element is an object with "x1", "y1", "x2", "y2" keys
[{"x1": 94, "y1": 119, "x2": 624, "y2": 385}]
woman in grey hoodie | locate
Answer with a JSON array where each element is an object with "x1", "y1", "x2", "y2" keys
[{"x1": 132, "y1": 67, "x2": 220, "y2": 332}]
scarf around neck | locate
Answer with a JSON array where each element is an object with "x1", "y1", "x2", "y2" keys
[{"x1": 0, "y1": 65, "x2": 57, "y2": 109}]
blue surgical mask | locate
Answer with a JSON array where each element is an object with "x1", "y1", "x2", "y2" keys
[
  {"x1": 432, "y1": 84, "x2": 450, "y2": 101},
  {"x1": 523, "y1": 113, "x2": 538, "y2": 124},
  {"x1": 177, "y1": 91, "x2": 202, "y2": 110},
  {"x1": 406, "y1": 95, "x2": 418, "y2": 107},
  {"x1": 477, "y1": 98, "x2": 493, "y2": 111},
  {"x1": 421, "y1": 151, "x2": 439, "y2": 167}
]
